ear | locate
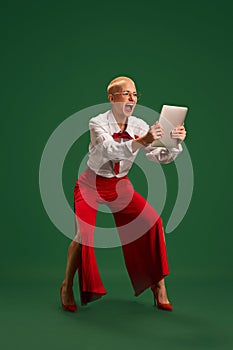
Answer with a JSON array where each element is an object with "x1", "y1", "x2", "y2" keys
[{"x1": 108, "y1": 94, "x2": 114, "y2": 102}]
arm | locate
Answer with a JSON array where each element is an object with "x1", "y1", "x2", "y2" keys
[
  {"x1": 144, "y1": 144, "x2": 183, "y2": 164},
  {"x1": 90, "y1": 118, "x2": 186, "y2": 164},
  {"x1": 143, "y1": 124, "x2": 186, "y2": 164},
  {"x1": 89, "y1": 117, "x2": 170, "y2": 159},
  {"x1": 89, "y1": 119, "x2": 139, "y2": 161}
]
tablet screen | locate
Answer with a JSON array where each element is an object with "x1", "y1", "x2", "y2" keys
[{"x1": 151, "y1": 105, "x2": 188, "y2": 148}]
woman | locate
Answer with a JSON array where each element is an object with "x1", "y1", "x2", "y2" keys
[{"x1": 60, "y1": 76, "x2": 186, "y2": 312}]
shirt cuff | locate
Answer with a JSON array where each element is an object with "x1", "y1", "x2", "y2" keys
[
  {"x1": 167, "y1": 143, "x2": 183, "y2": 153},
  {"x1": 125, "y1": 139, "x2": 138, "y2": 155}
]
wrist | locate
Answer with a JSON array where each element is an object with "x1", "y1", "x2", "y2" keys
[{"x1": 135, "y1": 136, "x2": 149, "y2": 147}]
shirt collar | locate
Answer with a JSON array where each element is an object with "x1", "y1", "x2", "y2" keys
[{"x1": 108, "y1": 110, "x2": 136, "y2": 139}]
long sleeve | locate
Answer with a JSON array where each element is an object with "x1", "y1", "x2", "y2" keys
[
  {"x1": 144, "y1": 143, "x2": 183, "y2": 164},
  {"x1": 89, "y1": 119, "x2": 138, "y2": 161},
  {"x1": 87, "y1": 110, "x2": 183, "y2": 177}
]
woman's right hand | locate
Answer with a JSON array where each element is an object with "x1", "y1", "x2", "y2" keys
[
  {"x1": 132, "y1": 122, "x2": 164, "y2": 152},
  {"x1": 142, "y1": 122, "x2": 164, "y2": 145}
]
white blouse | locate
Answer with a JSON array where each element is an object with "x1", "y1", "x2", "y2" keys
[{"x1": 87, "y1": 110, "x2": 182, "y2": 178}]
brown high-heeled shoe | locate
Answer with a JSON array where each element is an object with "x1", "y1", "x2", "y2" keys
[
  {"x1": 60, "y1": 285, "x2": 78, "y2": 312},
  {"x1": 151, "y1": 285, "x2": 173, "y2": 311}
]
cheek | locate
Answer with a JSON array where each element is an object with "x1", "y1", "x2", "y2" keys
[{"x1": 114, "y1": 102, "x2": 125, "y2": 110}]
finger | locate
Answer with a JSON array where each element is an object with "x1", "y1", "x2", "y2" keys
[
  {"x1": 152, "y1": 130, "x2": 162, "y2": 139},
  {"x1": 154, "y1": 123, "x2": 163, "y2": 129},
  {"x1": 171, "y1": 132, "x2": 183, "y2": 139},
  {"x1": 172, "y1": 133, "x2": 184, "y2": 139},
  {"x1": 151, "y1": 125, "x2": 160, "y2": 133},
  {"x1": 154, "y1": 122, "x2": 163, "y2": 128},
  {"x1": 154, "y1": 130, "x2": 163, "y2": 137},
  {"x1": 154, "y1": 125, "x2": 164, "y2": 133},
  {"x1": 173, "y1": 129, "x2": 186, "y2": 134},
  {"x1": 173, "y1": 127, "x2": 183, "y2": 132}
]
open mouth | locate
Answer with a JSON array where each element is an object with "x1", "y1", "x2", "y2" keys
[{"x1": 125, "y1": 103, "x2": 134, "y2": 113}]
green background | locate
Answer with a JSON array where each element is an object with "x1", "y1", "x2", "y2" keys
[{"x1": 1, "y1": 1, "x2": 233, "y2": 349}]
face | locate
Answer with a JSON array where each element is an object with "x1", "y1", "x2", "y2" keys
[{"x1": 109, "y1": 80, "x2": 138, "y2": 118}]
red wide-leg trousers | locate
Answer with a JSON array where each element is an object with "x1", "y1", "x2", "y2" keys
[{"x1": 74, "y1": 167, "x2": 169, "y2": 305}]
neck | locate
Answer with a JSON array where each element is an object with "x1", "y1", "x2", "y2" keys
[{"x1": 111, "y1": 109, "x2": 128, "y2": 128}]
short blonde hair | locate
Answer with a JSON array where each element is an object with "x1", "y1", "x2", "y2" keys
[{"x1": 107, "y1": 76, "x2": 136, "y2": 95}]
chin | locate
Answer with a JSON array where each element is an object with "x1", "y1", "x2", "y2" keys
[
  {"x1": 124, "y1": 107, "x2": 135, "y2": 117},
  {"x1": 125, "y1": 111, "x2": 133, "y2": 117}
]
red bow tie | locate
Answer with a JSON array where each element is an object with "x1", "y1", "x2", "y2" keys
[
  {"x1": 112, "y1": 131, "x2": 133, "y2": 141},
  {"x1": 111, "y1": 131, "x2": 139, "y2": 175}
]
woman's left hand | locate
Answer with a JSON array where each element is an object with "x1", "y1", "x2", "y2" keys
[{"x1": 171, "y1": 125, "x2": 187, "y2": 143}]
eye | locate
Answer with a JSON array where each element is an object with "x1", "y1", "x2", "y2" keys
[{"x1": 122, "y1": 91, "x2": 129, "y2": 96}]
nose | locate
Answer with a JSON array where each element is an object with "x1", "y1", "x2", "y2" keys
[{"x1": 128, "y1": 92, "x2": 134, "y2": 101}]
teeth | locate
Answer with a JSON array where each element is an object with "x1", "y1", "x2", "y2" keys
[{"x1": 126, "y1": 103, "x2": 134, "y2": 110}]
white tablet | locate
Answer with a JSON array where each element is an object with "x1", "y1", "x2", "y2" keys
[{"x1": 151, "y1": 105, "x2": 188, "y2": 148}]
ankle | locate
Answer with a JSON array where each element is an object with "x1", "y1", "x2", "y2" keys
[
  {"x1": 156, "y1": 279, "x2": 166, "y2": 289},
  {"x1": 62, "y1": 281, "x2": 73, "y2": 291},
  {"x1": 156, "y1": 284, "x2": 166, "y2": 290}
]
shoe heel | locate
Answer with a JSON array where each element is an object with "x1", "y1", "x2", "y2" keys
[
  {"x1": 151, "y1": 286, "x2": 173, "y2": 311},
  {"x1": 60, "y1": 285, "x2": 78, "y2": 313}
]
